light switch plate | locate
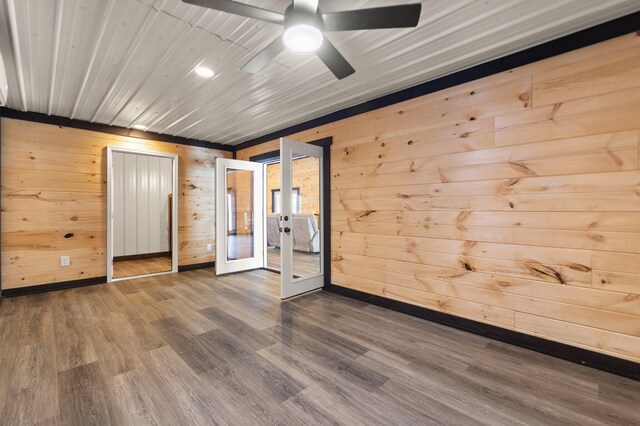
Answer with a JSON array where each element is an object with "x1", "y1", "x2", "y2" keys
[
  {"x1": 207, "y1": 244, "x2": 213, "y2": 252},
  {"x1": 60, "y1": 256, "x2": 70, "y2": 267}
]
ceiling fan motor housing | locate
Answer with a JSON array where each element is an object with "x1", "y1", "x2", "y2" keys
[{"x1": 284, "y1": 5, "x2": 324, "y2": 32}]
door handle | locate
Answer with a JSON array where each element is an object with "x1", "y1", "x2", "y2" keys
[{"x1": 283, "y1": 227, "x2": 291, "y2": 234}]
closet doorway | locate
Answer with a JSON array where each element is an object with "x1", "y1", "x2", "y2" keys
[{"x1": 106, "y1": 147, "x2": 178, "y2": 282}]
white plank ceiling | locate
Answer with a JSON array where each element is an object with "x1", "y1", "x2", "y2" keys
[{"x1": 1, "y1": 0, "x2": 639, "y2": 145}]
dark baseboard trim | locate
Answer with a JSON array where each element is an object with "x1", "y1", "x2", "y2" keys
[
  {"x1": 114, "y1": 252, "x2": 171, "y2": 262},
  {"x1": 324, "y1": 284, "x2": 640, "y2": 382},
  {"x1": 178, "y1": 261, "x2": 215, "y2": 272},
  {"x1": 0, "y1": 107, "x2": 234, "y2": 152},
  {"x1": 3, "y1": 276, "x2": 107, "y2": 297},
  {"x1": 4, "y1": 262, "x2": 216, "y2": 296},
  {"x1": 235, "y1": 12, "x2": 640, "y2": 151}
]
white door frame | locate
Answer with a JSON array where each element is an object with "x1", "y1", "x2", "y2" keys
[
  {"x1": 106, "y1": 147, "x2": 179, "y2": 282},
  {"x1": 280, "y1": 138, "x2": 324, "y2": 299},
  {"x1": 215, "y1": 157, "x2": 265, "y2": 275}
]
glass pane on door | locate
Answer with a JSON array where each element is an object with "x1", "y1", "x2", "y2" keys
[
  {"x1": 280, "y1": 138, "x2": 324, "y2": 299},
  {"x1": 226, "y1": 168, "x2": 254, "y2": 261},
  {"x1": 215, "y1": 158, "x2": 264, "y2": 275},
  {"x1": 266, "y1": 163, "x2": 281, "y2": 271},
  {"x1": 291, "y1": 156, "x2": 321, "y2": 278}
]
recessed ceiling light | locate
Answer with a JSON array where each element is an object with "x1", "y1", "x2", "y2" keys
[
  {"x1": 195, "y1": 66, "x2": 215, "y2": 78},
  {"x1": 283, "y1": 24, "x2": 323, "y2": 53},
  {"x1": 132, "y1": 124, "x2": 147, "y2": 131}
]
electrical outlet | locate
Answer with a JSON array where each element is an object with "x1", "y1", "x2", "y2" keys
[
  {"x1": 60, "y1": 256, "x2": 70, "y2": 267},
  {"x1": 207, "y1": 244, "x2": 213, "y2": 252}
]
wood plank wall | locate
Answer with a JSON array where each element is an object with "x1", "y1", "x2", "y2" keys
[
  {"x1": 1, "y1": 119, "x2": 231, "y2": 289},
  {"x1": 237, "y1": 32, "x2": 640, "y2": 363}
]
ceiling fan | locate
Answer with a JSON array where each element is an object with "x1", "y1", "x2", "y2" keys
[{"x1": 182, "y1": 0, "x2": 422, "y2": 79}]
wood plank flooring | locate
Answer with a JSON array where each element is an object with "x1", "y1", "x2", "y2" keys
[
  {"x1": 267, "y1": 247, "x2": 321, "y2": 277},
  {"x1": 112, "y1": 255, "x2": 173, "y2": 279},
  {"x1": 0, "y1": 268, "x2": 638, "y2": 425}
]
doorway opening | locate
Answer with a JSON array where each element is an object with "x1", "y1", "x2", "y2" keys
[
  {"x1": 215, "y1": 137, "x2": 331, "y2": 299},
  {"x1": 106, "y1": 147, "x2": 179, "y2": 282}
]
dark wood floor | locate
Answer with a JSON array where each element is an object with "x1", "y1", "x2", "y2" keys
[
  {"x1": 0, "y1": 268, "x2": 638, "y2": 425},
  {"x1": 113, "y1": 255, "x2": 173, "y2": 279},
  {"x1": 267, "y1": 247, "x2": 321, "y2": 277}
]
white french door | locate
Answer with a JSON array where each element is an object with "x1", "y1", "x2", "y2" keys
[
  {"x1": 280, "y1": 138, "x2": 324, "y2": 299},
  {"x1": 215, "y1": 158, "x2": 265, "y2": 275}
]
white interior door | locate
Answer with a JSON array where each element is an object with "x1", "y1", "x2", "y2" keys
[
  {"x1": 215, "y1": 158, "x2": 265, "y2": 275},
  {"x1": 280, "y1": 138, "x2": 324, "y2": 299}
]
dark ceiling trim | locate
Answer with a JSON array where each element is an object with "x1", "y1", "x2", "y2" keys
[
  {"x1": 234, "y1": 11, "x2": 640, "y2": 151},
  {"x1": 248, "y1": 136, "x2": 333, "y2": 163},
  {"x1": 0, "y1": 107, "x2": 234, "y2": 152}
]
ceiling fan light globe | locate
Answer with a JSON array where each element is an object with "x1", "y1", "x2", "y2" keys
[{"x1": 283, "y1": 24, "x2": 323, "y2": 53}]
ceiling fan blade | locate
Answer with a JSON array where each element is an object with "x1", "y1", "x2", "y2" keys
[
  {"x1": 316, "y1": 38, "x2": 355, "y2": 80},
  {"x1": 241, "y1": 36, "x2": 285, "y2": 74},
  {"x1": 322, "y1": 3, "x2": 421, "y2": 32},
  {"x1": 182, "y1": 0, "x2": 284, "y2": 25},
  {"x1": 293, "y1": 0, "x2": 319, "y2": 15}
]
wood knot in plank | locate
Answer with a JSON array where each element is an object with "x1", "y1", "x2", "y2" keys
[
  {"x1": 456, "y1": 211, "x2": 471, "y2": 224},
  {"x1": 355, "y1": 210, "x2": 375, "y2": 220},
  {"x1": 526, "y1": 262, "x2": 566, "y2": 284},
  {"x1": 509, "y1": 162, "x2": 536, "y2": 176},
  {"x1": 437, "y1": 299, "x2": 450, "y2": 310},
  {"x1": 587, "y1": 233, "x2": 605, "y2": 242},
  {"x1": 567, "y1": 263, "x2": 591, "y2": 272},
  {"x1": 463, "y1": 262, "x2": 475, "y2": 271},
  {"x1": 463, "y1": 240, "x2": 477, "y2": 249}
]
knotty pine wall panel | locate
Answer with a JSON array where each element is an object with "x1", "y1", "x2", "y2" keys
[
  {"x1": 237, "y1": 32, "x2": 640, "y2": 362},
  {"x1": 1, "y1": 119, "x2": 231, "y2": 289}
]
